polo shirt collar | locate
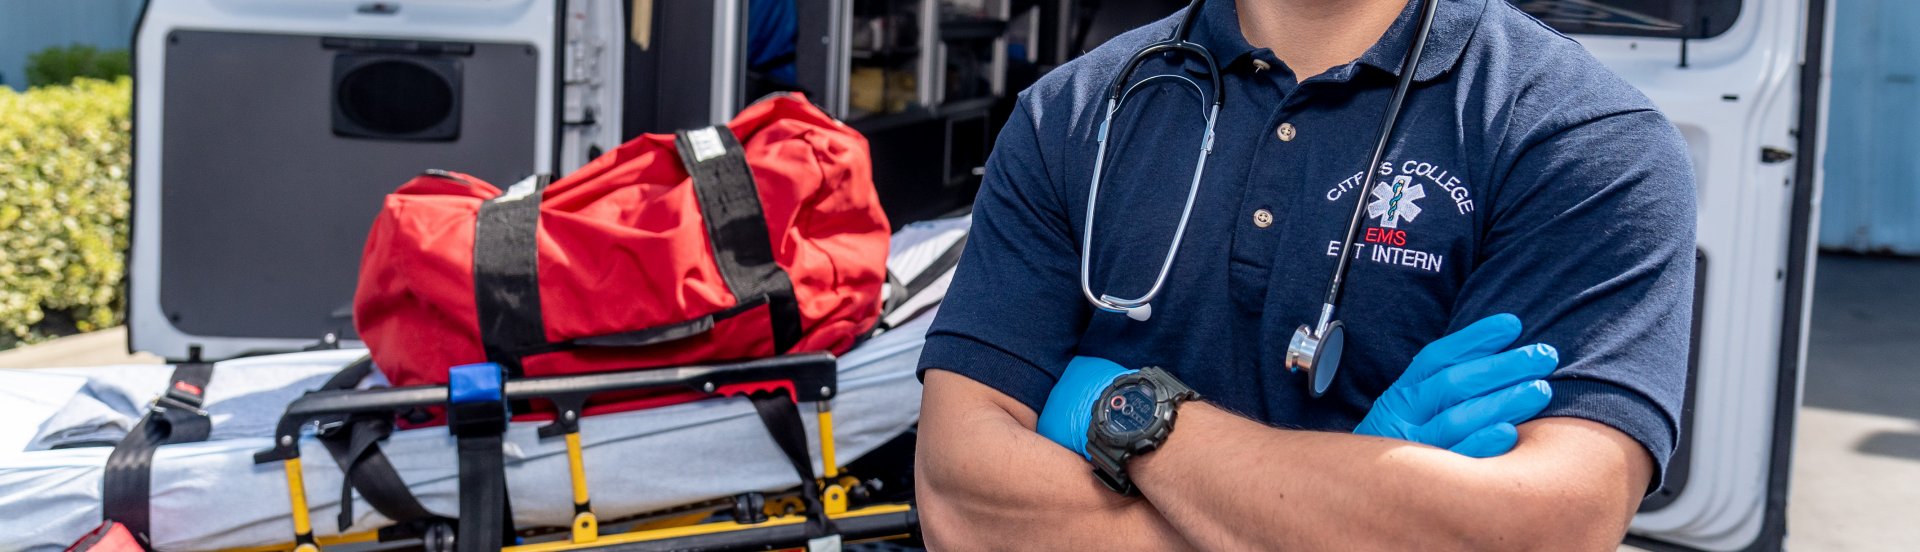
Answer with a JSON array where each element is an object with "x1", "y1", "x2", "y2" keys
[
  {"x1": 1354, "y1": 0, "x2": 1486, "y2": 82},
  {"x1": 1184, "y1": 0, "x2": 1486, "y2": 82},
  {"x1": 1184, "y1": 0, "x2": 1260, "y2": 70}
]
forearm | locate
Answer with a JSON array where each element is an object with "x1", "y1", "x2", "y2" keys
[
  {"x1": 916, "y1": 370, "x2": 1195, "y2": 550},
  {"x1": 1132, "y1": 404, "x2": 1646, "y2": 551}
]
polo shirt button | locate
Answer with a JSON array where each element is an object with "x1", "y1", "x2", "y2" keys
[
  {"x1": 1253, "y1": 208, "x2": 1274, "y2": 228},
  {"x1": 1277, "y1": 122, "x2": 1297, "y2": 142}
]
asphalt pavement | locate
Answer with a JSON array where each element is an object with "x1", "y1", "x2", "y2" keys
[{"x1": 1786, "y1": 254, "x2": 1920, "y2": 550}]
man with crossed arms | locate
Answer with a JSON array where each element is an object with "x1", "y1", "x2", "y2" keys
[{"x1": 912, "y1": 0, "x2": 1695, "y2": 549}]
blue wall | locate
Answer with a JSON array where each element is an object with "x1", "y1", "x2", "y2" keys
[
  {"x1": 1822, "y1": 0, "x2": 1920, "y2": 255},
  {"x1": 0, "y1": 0, "x2": 143, "y2": 90}
]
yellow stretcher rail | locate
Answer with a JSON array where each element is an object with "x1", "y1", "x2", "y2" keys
[
  {"x1": 217, "y1": 503, "x2": 912, "y2": 552},
  {"x1": 281, "y1": 458, "x2": 319, "y2": 552},
  {"x1": 225, "y1": 529, "x2": 378, "y2": 552},
  {"x1": 244, "y1": 354, "x2": 890, "y2": 552},
  {"x1": 246, "y1": 396, "x2": 895, "y2": 550},
  {"x1": 817, "y1": 402, "x2": 838, "y2": 479},
  {"x1": 224, "y1": 532, "x2": 379, "y2": 552},
  {"x1": 564, "y1": 431, "x2": 599, "y2": 544},
  {"x1": 507, "y1": 504, "x2": 913, "y2": 552}
]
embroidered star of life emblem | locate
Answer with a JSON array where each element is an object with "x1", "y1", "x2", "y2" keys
[{"x1": 1368, "y1": 175, "x2": 1425, "y2": 229}]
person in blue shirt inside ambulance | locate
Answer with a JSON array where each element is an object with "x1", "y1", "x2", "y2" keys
[{"x1": 914, "y1": 0, "x2": 1695, "y2": 549}]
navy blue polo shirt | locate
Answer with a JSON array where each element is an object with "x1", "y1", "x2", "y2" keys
[{"x1": 918, "y1": 0, "x2": 1696, "y2": 488}]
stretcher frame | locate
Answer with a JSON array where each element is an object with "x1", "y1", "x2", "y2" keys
[{"x1": 244, "y1": 353, "x2": 918, "y2": 552}]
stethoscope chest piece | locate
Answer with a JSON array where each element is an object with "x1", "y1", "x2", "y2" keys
[{"x1": 1285, "y1": 321, "x2": 1344, "y2": 397}]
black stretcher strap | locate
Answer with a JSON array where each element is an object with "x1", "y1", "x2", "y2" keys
[
  {"x1": 881, "y1": 271, "x2": 910, "y2": 320},
  {"x1": 879, "y1": 234, "x2": 969, "y2": 330},
  {"x1": 295, "y1": 357, "x2": 437, "y2": 533},
  {"x1": 903, "y1": 234, "x2": 968, "y2": 298},
  {"x1": 102, "y1": 362, "x2": 215, "y2": 548},
  {"x1": 318, "y1": 356, "x2": 376, "y2": 391},
  {"x1": 324, "y1": 415, "x2": 436, "y2": 532},
  {"x1": 747, "y1": 392, "x2": 838, "y2": 538},
  {"x1": 448, "y1": 364, "x2": 515, "y2": 552},
  {"x1": 473, "y1": 174, "x2": 552, "y2": 378},
  {"x1": 454, "y1": 433, "x2": 513, "y2": 551},
  {"x1": 677, "y1": 127, "x2": 804, "y2": 355},
  {"x1": 312, "y1": 358, "x2": 449, "y2": 536}
]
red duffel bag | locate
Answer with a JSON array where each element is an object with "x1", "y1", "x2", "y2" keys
[{"x1": 353, "y1": 94, "x2": 889, "y2": 414}]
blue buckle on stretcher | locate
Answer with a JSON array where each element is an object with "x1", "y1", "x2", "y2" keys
[
  {"x1": 449, "y1": 362, "x2": 505, "y2": 404},
  {"x1": 448, "y1": 362, "x2": 508, "y2": 437}
]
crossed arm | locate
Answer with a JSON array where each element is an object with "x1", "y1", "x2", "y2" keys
[{"x1": 915, "y1": 369, "x2": 1653, "y2": 551}]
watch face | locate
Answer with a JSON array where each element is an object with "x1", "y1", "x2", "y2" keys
[{"x1": 1101, "y1": 381, "x2": 1159, "y2": 438}]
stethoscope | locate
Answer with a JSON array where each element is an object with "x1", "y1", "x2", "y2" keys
[{"x1": 1079, "y1": 0, "x2": 1441, "y2": 397}]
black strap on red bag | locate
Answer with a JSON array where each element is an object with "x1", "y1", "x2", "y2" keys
[
  {"x1": 675, "y1": 125, "x2": 804, "y2": 355},
  {"x1": 101, "y1": 361, "x2": 215, "y2": 549},
  {"x1": 472, "y1": 175, "x2": 552, "y2": 379}
]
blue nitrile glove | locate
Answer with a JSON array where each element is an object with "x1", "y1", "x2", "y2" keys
[
  {"x1": 1355, "y1": 314, "x2": 1558, "y2": 458},
  {"x1": 1036, "y1": 356, "x2": 1135, "y2": 459}
]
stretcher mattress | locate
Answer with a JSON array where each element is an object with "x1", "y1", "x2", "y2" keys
[{"x1": 0, "y1": 217, "x2": 969, "y2": 552}]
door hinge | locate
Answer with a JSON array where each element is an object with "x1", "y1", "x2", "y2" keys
[{"x1": 1762, "y1": 147, "x2": 1795, "y2": 164}]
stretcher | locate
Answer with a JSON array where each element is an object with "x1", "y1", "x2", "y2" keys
[{"x1": 0, "y1": 217, "x2": 969, "y2": 552}]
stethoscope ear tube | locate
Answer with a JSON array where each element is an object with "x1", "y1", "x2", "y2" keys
[
  {"x1": 1106, "y1": 41, "x2": 1225, "y2": 108},
  {"x1": 1080, "y1": 2, "x2": 1225, "y2": 322}
]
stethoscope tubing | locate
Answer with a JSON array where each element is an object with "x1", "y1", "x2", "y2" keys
[
  {"x1": 1081, "y1": 78, "x2": 1219, "y2": 314},
  {"x1": 1315, "y1": 0, "x2": 1442, "y2": 335},
  {"x1": 1080, "y1": 9, "x2": 1226, "y2": 319}
]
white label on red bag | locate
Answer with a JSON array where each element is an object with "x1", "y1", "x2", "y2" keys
[
  {"x1": 688, "y1": 127, "x2": 728, "y2": 162},
  {"x1": 498, "y1": 174, "x2": 541, "y2": 202}
]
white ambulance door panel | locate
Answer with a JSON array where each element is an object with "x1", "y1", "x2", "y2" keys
[{"x1": 130, "y1": 0, "x2": 561, "y2": 360}]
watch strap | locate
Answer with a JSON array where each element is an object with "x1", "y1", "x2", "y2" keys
[{"x1": 1089, "y1": 446, "x2": 1135, "y2": 495}]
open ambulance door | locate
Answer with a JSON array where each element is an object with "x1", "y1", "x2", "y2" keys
[
  {"x1": 1513, "y1": 1, "x2": 1830, "y2": 550},
  {"x1": 125, "y1": 0, "x2": 697, "y2": 361},
  {"x1": 128, "y1": 0, "x2": 561, "y2": 360}
]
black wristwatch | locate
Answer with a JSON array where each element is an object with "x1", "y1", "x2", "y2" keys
[{"x1": 1086, "y1": 366, "x2": 1200, "y2": 495}]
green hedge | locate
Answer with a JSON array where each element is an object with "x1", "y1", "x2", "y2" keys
[
  {"x1": 26, "y1": 44, "x2": 132, "y2": 89},
  {"x1": 0, "y1": 77, "x2": 132, "y2": 348}
]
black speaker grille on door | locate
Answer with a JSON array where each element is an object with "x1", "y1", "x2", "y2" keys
[{"x1": 332, "y1": 54, "x2": 463, "y2": 141}]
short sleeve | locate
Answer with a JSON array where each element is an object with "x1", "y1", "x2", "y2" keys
[
  {"x1": 917, "y1": 97, "x2": 1092, "y2": 413},
  {"x1": 1452, "y1": 108, "x2": 1697, "y2": 492}
]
